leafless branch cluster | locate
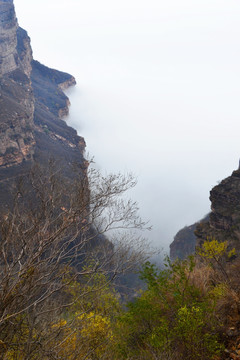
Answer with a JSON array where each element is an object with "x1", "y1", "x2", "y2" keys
[{"x1": 0, "y1": 162, "x2": 149, "y2": 358}]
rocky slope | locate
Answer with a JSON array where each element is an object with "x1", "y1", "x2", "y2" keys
[
  {"x1": 0, "y1": 0, "x2": 85, "y2": 207},
  {"x1": 170, "y1": 167, "x2": 240, "y2": 259},
  {"x1": 195, "y1": 169, "x2": 240, "y2": 251}
]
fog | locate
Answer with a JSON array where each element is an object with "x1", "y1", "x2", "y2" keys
[{"x1": 14, "y1": 0, "x2": 240, "y2": 251}]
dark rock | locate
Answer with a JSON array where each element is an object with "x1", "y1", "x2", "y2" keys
[
  {"x1": 171, "y1": 167, "x2": 240, "y2": 260},
  {"x1": 170, "y1": 214, "x2": 209, "y2": 260},
  {"x1": 195, "y1": 169, "x2": 240, "y2": 252}
]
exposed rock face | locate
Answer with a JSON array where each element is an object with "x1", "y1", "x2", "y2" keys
[
  {"x1": 0, "y1": 1, "x2": 85, "y2": 207},
  {"x1": 31, "y1": 60, "x2": 76, "y2": 118},
  {"x1": 170, "y1": 215, "x2": 209, "y2": 260},
  {"x1": 17, "y1": 27, "x2": 33, "y2": 77},
  {"x1": 195, "y1": 169, "x2": 240, "y2": 251},
  {"x1": 0, "y1": 70, "x2": 35, "y2": 167},
  {"x1": 0, "y1": 14, "x2": 35, "y2": 169},
  {"x1": 170, "y1": 168, "x2": 240, "y2": 260},
  {"x1": 31, "y1": 59, "x2": 85, "y2": 174},
  {"x1": 170, "y1": 223, "x2": 197, "y2": 260},
  {"x1": 0, "y1": 0, "x2": 19, "y2": 75}
]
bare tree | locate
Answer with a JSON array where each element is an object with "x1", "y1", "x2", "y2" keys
[{"x1": 0, "y1": 161, "x2": 149, "y2": 358}]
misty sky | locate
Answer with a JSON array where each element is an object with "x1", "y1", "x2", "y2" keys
[{"x1": 14, "y1": 0, "x2": 240, "y2": 251}]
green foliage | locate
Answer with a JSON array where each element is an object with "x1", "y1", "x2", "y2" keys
[
  {"x1": 197, "y1": 238, "x2": 236, "y2": 262},
  {"x1": 52, "y1": 266, "x2": 121, "y2": 359},
  {"x1": 114, "y1": 256, "x2": 223, "y2": 360},
  {"x1": 63, "y1": 264, "x2": 121, "y2": 317},
  {"x1": 2, "y1": 232, "x2": 234, "y2": 359},
  {"x1": 197, "y1": 238, "x2": 228, "y2": 260},
  {"x1": 197, "y1": 238, "x2": 237, "y2": 287}
]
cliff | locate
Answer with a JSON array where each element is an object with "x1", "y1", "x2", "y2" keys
[
  {"x1": 170, "y1": 215, "x2": 209, "y2": 260},
  {"x1": 0, "y1": 0, "x2": 35, "y2": 169},
  {"x1": 0, "y1": 0, "x2": 19, "y2": 75},
  {"x1": 170, "y1": 167, "x2": 240, "y2": 260},
  {"x1": 0, "y1": 0, "x2": 85, "y2": 207},
  {"x1": 195, "y1": 169, "x2": 240, "y2": 251}
]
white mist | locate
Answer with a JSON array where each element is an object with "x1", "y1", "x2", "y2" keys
[{"x1": 14, "y1": 0, "x2": 240, "y2": 251}]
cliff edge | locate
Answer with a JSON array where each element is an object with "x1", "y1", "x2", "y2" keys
[
  {"x1": 170, "y1": 167, "x2": 240, "y2": 260},
  {"x1": 195, "y1": 169, "x2": 240, "y2": 251},
  {"x1": 0, "y1": 0, "x2": 85, "y2": 207}
]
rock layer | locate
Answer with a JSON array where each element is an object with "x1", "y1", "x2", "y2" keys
[
  {"x1": 0, "y1": 1, "x2": 85, "y2": 208},
  {"x1": 0, "y1": 70, "x2": 35, "y2": 167},
  {"x1": 0, "y1": 0, "x2": 19, "y2": 75},
  {"x1": 0, "y1": 0, "x2": 36, "y2": 168},
  {"x1": 0, "y1": 21, "x2": 35, "y2": 168}
]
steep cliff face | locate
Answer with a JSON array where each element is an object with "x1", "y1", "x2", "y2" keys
[
  {"x1": 0, "y1": 1, "x2": 85, "y2": 207},
  {"x1": 31, "y1": 59, "x2": 85, "y2": 176},
  {"x1": 0, "y1": 0, "x2": 19, "y2": 75},
  {"x1": 0, "y1": 0, "x2": 35, "y2": 169},
  {"x1": 195, "y1": 169, "x2": 240, "y2": 251},
  {"x1": 0, "y1": 70, "x2": 35, "y2": 168},
  {"x1": 16, "y1": 27, "x2": 33, "y2": 77},
  {"x1": 170, "y1": 168, "x2": 240, "y2": 260}
]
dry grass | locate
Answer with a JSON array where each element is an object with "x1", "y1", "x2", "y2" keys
[
  {"x1": 188, "y1": 260, "x2": 216, "y2": 295},
  {"x1": 184, "y1": 257, "x2": 240, "y2": 336}
]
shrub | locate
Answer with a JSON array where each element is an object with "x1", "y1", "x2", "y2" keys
[{"x1": 114, "y1": 257, "x2": 224, "y2": 360}]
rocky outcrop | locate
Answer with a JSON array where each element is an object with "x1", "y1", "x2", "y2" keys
[
  {"x1": 170, "y1": 167, "x2": 240, "y2": 260},
  {"x1": 195, "y1": 169, "x2": 240, "y2": 251},
  {"x1": 58, "y1": 76, "x2": 76, "y2": 91},
  {"x1": 170, "y1": 215, "x2": 209, "y2": 260},
  {"x1": 31, "y1": 59, "x2": 85, "y2": 175},
  {"x1": 31, "y1": 60, "x2": 76, "y2": 118}
]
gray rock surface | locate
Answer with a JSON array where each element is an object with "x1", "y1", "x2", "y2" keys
[
  {"x1": 0, "y1": 0, "x2": 19, "y2": 75},
  {"x1": 0, "y1": 0, "x2": 85, "y2": 210}
]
